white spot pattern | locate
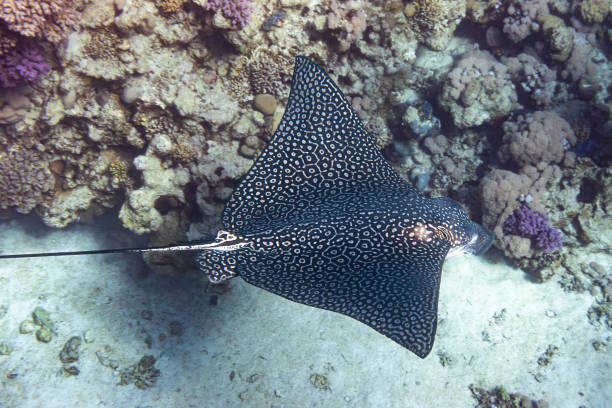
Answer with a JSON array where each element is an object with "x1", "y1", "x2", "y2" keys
[{"x1": 197, "y1": 57, "x2": 486, "y2": 358}]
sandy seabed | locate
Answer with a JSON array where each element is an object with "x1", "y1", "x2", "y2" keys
[{"x1": 0, "y1": 215, "x2": 610, "y2": 408}]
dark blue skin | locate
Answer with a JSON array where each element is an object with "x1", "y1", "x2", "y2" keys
[{"x1": 197, "y1": 57, "x2": 494, "y2": 358}]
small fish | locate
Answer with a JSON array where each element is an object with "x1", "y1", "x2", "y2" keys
[{"x1": 0, "y1": 57, "x2": 494, "y2": 358}]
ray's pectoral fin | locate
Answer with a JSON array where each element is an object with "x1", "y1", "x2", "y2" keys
[
  {"x1": 237, "y1": 244, "x2": 445, "y2": 359},
  {"x1": 337, "y1": 263, "x2": 442, "y2": 359}
]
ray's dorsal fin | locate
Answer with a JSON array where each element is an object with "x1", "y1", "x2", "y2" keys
[{"x1": 222, "y1": 56, "x2": 415, "y2": 234}]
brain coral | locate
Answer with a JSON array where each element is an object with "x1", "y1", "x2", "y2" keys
[
  {"x1": 0, "y1": 147, "x2": 55, "y2": 213},
  {"x1": 499, "y1": 111, "x2": 577, "y2": 167}
]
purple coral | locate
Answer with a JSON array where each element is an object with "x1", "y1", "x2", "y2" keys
[
  {"x1": 503, "y1": 204, "x2": 564, "y2": 252},
  {"x1": 204, "y1": 0, "x2": 254, "y2": 28},
  {"x1": 0, "y1": 43, "x2": 50, "y2": 88}
]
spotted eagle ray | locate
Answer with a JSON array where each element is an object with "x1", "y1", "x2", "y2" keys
[{"x1": 0, "y1": 57, "x2": 493, "y2": 358}]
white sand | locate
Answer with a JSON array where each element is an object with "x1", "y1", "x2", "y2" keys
[{"x1": 0, "y1": 215, "x2": 610, "y2": 407}]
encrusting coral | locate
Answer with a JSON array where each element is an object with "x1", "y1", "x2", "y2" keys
[{"x1": 0, "y1": 146, "x2": 55, "y2": 214}]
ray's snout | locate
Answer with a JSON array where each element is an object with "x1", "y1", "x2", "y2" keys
[{"x1": 465, "y1": 221, "x2": 495, "y2": 255}]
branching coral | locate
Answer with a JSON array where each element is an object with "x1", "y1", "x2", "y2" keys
[
  {"x1": 246, "y1": 49, "x2": 293, "y2": 97},
  {"x1": 405, "y1": 0, "x2": 466, "y2": 51},
  {"x1": 0, "y1": 24, "x2": 19, "y2": 55},
  {"x1": 502, "y1": 0, "x2": 549, "y2": 42},
  {"x1": 479, "y1": 165, "x2": 563, "y2": 260},
  {"x1": 578, "y1": 0, "x2": 611, "y2": 24},
  {"x1": 0, "y1": 0, "x2": 81, "y2": 44},
  {"x1": 503, "y1": 53, "x2": 561, "y2": 106},
  {"x1": 503, "y1": 204, "x2": 564, "y2": 252},
  {"x1": 0, "y1": 42, "x2": 49, "y2": 88}
]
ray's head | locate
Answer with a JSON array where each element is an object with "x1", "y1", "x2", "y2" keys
[{"x1": 402, "y1": 197, "x2": 494, "y2": 259}]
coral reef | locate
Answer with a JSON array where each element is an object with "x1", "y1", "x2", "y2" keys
[
  {"x1": 200, "y1": 0, "x2": 254, "y2": 28},
  {"x1": 470, "y1": 384, "x2": 550, "y2": 408},
  {"x1": 0, "y1": 0, "x2": 81, "y2": 46},
  {"x1": 0, "y1": 3, "x2": 611, "y2": 404},
  {"x1": 499, "y1": 110, "x2": 576, "y2": 167},
  {"x1": 0, "y1": 146, "x2": 55, "y2": 213},
  {"x1": 0, "y1": 42, "x2": 50, "y2": 88},
  {"x1": 0, "y1": 0, "x2": 607, "y2": 286},
  {"x1": 405, "y1": 0, "x2": 466, "y2": 51},
  {"x1": 503, "y1": 204, "x2": 563, "y2": 252},
  {"x1": 439, "y1": 49, "x2": 519, "y2": 128}
]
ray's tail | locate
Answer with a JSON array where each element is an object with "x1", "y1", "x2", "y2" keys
[{"x1": 0, "y1": 230, "x2": 250, "y2": 273}]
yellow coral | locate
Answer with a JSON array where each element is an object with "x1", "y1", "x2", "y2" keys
[
  {"x1": 171, "y1": 143, "x2": 198, "y2": 165},
  {"x1": 156, "y1": 0, "x2": 187, "y2": 14},
  {"x1": 108, "y1": 159, "x2": 131, "y2": 187},
  {"x1": 579, "y1": 0, "x2": 610, "y2": 24}
]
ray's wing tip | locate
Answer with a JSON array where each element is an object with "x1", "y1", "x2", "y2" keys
[
  {"x1": 400, "y1": 337, "x2": 434, "y2": 359},
  {"x1": 295, "y1": 55, "x2": 312, "y2": 65},
  {"x1": 414, "y1": 344, "x2": 434, "y2": 359}
]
